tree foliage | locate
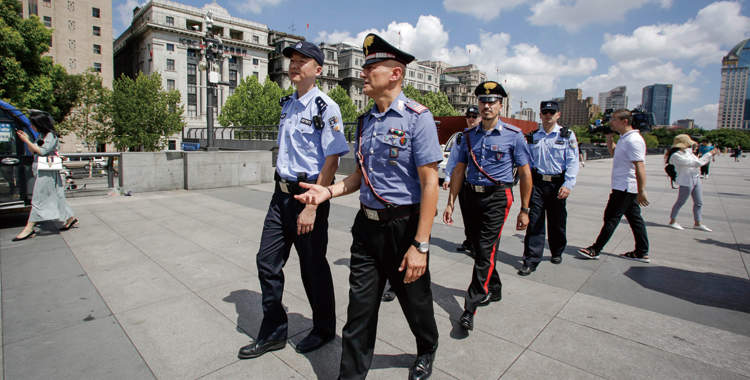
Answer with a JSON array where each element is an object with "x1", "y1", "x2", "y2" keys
[
  {"x1": 103, "y1": 72, "x2": 185, "y2": 151},
  {"x1": 57, "y1": 71, "x2": 109, "y2": 149},
  {"x1": 0, "y1": 0, "x2": 77, "y2": 121},
  {"x1": 403, "y1": 85, "x2": 459, "y2": 116},
  {"x1": 327, "y1": 86, "x2": 358, "y2": 122},
  {"x1": 219, "y1": 76, "x2": 292, "y2": 127}
]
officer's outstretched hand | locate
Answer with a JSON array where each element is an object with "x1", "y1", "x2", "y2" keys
[
  {"x1": 442, "y1": 204, "x2": 454, "y2": 225},
  {"x1": 557, "y1": 186, "x2": 571, "y2": 199},
  {"x1": 295, "y1": 183, "x2": 331, "y2": 205},
  {"x1": 297, "y1": 206, "x2": 316, "y2": 235},
  {"x1": 516, "y1": 211, "x2": 529, "y2": 230},
  {"x1": 399, "y1": 246, "x2": 427, "y2": 284}
]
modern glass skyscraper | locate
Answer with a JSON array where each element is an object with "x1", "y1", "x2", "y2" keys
[
  {"x1": 642, "y1": 84, "x2": 672, "y2": 126},
  {"x1": 718, "y1": 39, "x2": 750, "y2": 129}
]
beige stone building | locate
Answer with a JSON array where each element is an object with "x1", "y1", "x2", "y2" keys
[{"x1": 559, "y1": 89, "x2": 600, "y2": 128}]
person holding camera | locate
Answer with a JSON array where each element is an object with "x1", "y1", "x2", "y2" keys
[
  {"x1": 238, "y1": 41, "x2": 349, "y2": 360},
  {"x1": 578, "y1": 109, "x2": 650, "y2": 263},
  {"x1": 518, "y1": 101, "x2": 579, "y2": 276},
  {"x1": 668, "y1": 134, "x2": 718, "y2": 232}
]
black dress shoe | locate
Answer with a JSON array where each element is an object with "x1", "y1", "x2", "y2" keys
[
  {"x1": 517, "y1": 263, "x2": 537, "y2": 276},
  {"x1": 550, "y1": 256, "x2": 562, "y2": 264},
  {"x1": 459, "y1": 310, "x2": 473, "y2": 331},
  {"x1": 238, "y1": 338, "x2": 286, "y2": 359},
  {"x1": 295, "y1": 332, "x2": 334, "y2": 353},
  {"x1": 409, "y1": 352, "x2": 435, "y2": 380},
  {"x1": 478, "y1": 291, "x2": 501, "y2": 306},
  {"x1": 381, "y1": 288, "x2": 396, "y2": 302}
]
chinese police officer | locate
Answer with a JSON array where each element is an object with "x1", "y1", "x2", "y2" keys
[
  {"x1": 518, "y1": 101, "x2": 579, "y2": 276},
  {"x1": 442, "y1": 81, "x2": 532, "y2": 333},
  {"x1": 295, "y1": 33, "x2": 441, "y2": 380},
  {"x1": 238, "y1": 41, "x2": 349, "y2": 359}
]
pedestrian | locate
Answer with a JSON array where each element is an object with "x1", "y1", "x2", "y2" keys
[
  {"x1": 577, "y1": 109, "x2": 650, "y2": 263},
  {"x1": 295, "y1": 33, "x2": 441, "y2": 380},
  {"x1": 518, "y1": 100, "x2": 579, "y2": 276},
  {"x1": 734, "y1": 145, "x2": 742, "y2": 162},
  {"x1": 668, "y1": 134, "x2": 718, "y2": 232},
  {"x1": 442, "y1": 105, "x2": 481, "y2": 255},
  {"x1": 238, "y1": 41, "x2": 349, "y2": 359},
  {"x1": 698, "y1": 140, "x2": 713, "y2": 178},
  {"x1": 13, "y1": 110, "x2": 77, "y2": 241},
  {"x1": 442, "y1": 81, "x2": 532, "y2": 333}
]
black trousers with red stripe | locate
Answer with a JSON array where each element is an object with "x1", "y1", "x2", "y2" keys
[{"x1": 463, "y1": 185, "x2": 513, "y2": 313}]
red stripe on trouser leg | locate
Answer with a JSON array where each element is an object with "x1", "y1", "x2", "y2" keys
[{"x1": 482, "y1": 187, "x2": 513, "y2": 293}]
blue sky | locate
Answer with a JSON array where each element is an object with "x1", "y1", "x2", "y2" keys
[{"x1": 112, "y1": 0, "x2": 750, "y2": 128}]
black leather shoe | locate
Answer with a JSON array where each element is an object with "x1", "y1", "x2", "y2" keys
[
  {"x1": 551, "y1": 256, "x2": 562, "y2": 264},
  {"x1": 459, "y1": 310, "x2": 473, "y2": 331},
  {"x1": 517, "y1": 263, "x2": 536, "y2": 276},
  {"x1": 381, "y1": 288, "x2": 396, "y2": 302},
  {"x1": 238, "y1": 338, "x2": 286, "y2": 359},
  {"x1": 409, "y1": 352, "x2": 435, "y2": 380},
  {"x1": 478, "y1": 291, "x2": 501, "y2": 306},
  {"x1": 295, "y1": 333, "x2": 334, "y2": 353}
]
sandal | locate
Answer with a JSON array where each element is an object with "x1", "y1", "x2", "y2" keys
[
  {"x1": 60, "y1": 218, "x2": 79, "y2": 231},
  {"x1": 620, "y1": 251, "x2": 650, "y2": 263},
  {"x1": 577, "y1": 246, "x2": 600, "y2": 260}
]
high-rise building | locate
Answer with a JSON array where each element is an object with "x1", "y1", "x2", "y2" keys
[
  {"x1": 675, "y1": 119, "x2": 695, "y2": 129},
  {"x1": 559, "y1": 89, "x2": 600, "y2": 127},
  {"x1": 598, "y1": 86, "x2": 628, "y2": 111},
  {"x1": 114, "y1": 1, "x2": 273, "y2": 146},
  {"x1": 512, "y1": 108, "x2": 536, "y2": 122},
  {"x1": 717, "y1": 39, "x2": 750, "y2": 130},
  {"x1": 642, "y1": 84, "x2": 672, "y2": 126}
]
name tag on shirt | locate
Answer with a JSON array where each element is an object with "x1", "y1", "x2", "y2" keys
[{"x1": 300, "y1": 118, "x2": 312, "y2": 126}]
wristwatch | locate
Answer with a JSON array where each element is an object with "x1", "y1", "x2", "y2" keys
[
  {"x1": 520, "y1": 207, "x2": 530, "y2": 214},
  {"x1": 412, "y1": 240, "x2": 429, "y2": 253}
]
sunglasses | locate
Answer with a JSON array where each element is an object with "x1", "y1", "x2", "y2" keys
[
  {"x1": 541, "y1": 110, "x2": 557, "y2": 115},
  {"x1": 465, "y1": 114, "x2": 479, "y2": 119}
]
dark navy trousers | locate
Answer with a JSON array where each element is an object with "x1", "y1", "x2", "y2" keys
[{"x1": 522, "y1": 180, "x2": 567, "y2": 265}]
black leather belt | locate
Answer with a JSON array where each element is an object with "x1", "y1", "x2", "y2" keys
[
  {"x1": 532, "y1": 170, "x2": 564, "y2": 183},
  {"x1": 360, "y1": 203, "x2": 420, "y2": 222},
  {"x1": 465, "y1": 182, "x2": 511, "y2": 193},
  {"x1": 274, "y1": 172, "x2": 317, "y2": 195}
]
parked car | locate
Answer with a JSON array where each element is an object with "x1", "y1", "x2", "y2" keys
[
  {"x1": 0, "y1": 101, "x2": 38, "y2": 211},
  {"x1": 438, "y1": 131, "x2": 462, "y2": 183}
]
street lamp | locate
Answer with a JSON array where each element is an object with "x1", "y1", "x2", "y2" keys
[{"x1": 202, "y1": 11, "x2": 230, "y2": 150}]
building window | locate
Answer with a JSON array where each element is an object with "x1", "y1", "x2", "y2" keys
[
  {"x1": 252, "y1": 58, "x2": 258, "y2": 65},
  {"x1": 28, "y1": 0, "x2": 38, "y2": 15},
  {"x1": 229, "y1": 69, "x2": 237, "y2": 87},
  {"x1": 42, "y1": 0, "x2": 50, "y2": 6},
  {"x1": 166, "y1": 59, "x2": 175, "y2": 71},
  {"x1": 166, "y1": 43, "x2": 174, "y2": 52},
  {"x1": 67, "y1": 57, "x2": 76, "y2": 70},
  {"x1": 252, "y1": 35, "x2": 259, "y2": 43},
  {"x1": 93, "y1": 44, "x2": 101, "y2": 54},
  {"x1": 92, "y1": 25, "x2": 100, "y2": 36},
  {"x1": 187, "y1": 63, "x2": 196, "y2": 84},
  {"x1": 66, "y1": 0, "x2": 74, "y2": 11},
  {"x1": 167, "y1": 79, "x2": 175, "y2": 91},
  {"x1": 93, "y1": 62, "x2": 101, "y2": 72},
  {"x1": 326, "y1": 51, "x2": 334, "y2": 60},
  {"x1": 68, "y1": 19, "x2": 75, "y2": 31},
  {"x1": 166, "y1": 16, "x2": 174, "y2": 26},
  {"x1": 253, "y1": 71, "x2": 258, "y2": 78},
  {"x1": 92, "y1": 7, "x2": 100, "y2": 17},
  {"x1": 43, "y1": 16, "x2": 51, "y2": 27},
  {"x1": 228, "y1": 56, "x2": 237, "y2": 64},
  {"x1": 67, "y1": 39, "x2": 76, "y2": 50}
]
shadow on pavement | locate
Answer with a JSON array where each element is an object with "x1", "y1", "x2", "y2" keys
[
  {"x1": 695, "y1": 237, "x2": 750, "y2": 253},
  {"x1": 624, "y1": 266, "x2": 750, "y2": 314}
]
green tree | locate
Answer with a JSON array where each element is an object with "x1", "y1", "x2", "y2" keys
[
  {"x1": 219, "y1": 76, "x2": 292, "y2": 127},
  {"x1": 402, "y1": 85, "x2": 459, "y2": 116},
  {"x1": 642, "y1": 133, "x2": 659, "y2": 149},
  {"x1": 57, "y1": 71, "x2": 109, "y2": 149},
  {"x1": 327, "y1": 86, "x2": 358, "y2": 122},
  {"x1": 103, "y1": 72, "x2": 184, "y2": 151},
  {"x1": 0, "y1": 0, "x2": 76, "y2": 121}
]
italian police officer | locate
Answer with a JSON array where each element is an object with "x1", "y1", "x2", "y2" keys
[
  {"x1": 442, "y1": 81, "x2": 532, "y2": 333},
  {"x1": 295, "y1": 33, "x2": 441, "y2": 380},
  {"x1": 238, "y1": 41, "x2": 349, "y2": 359},
  {"x1": 518, "y1": 101, "x2": 579, "y2": 275}
]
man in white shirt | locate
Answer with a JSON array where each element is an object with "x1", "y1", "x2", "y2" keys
[{"x1": 577, "y1": 109, "x2": 650, "y2": 263}]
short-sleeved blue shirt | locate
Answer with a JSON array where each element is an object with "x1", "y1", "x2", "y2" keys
[
  {"x1": 528, "y1": 124, "x2": 579, "y2": 189},
  {"x1": 456, "y1": 120, "x2": 530, "y2": 185},
  {"x1": 276, "y1": 87, "x2": 350, "y2": 181},
  {"x1": 355, "y1": 92, "x2": 442, "y2": 209}
]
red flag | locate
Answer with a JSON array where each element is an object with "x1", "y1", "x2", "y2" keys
[{"x1": 306, "y1": 23, "x2": 309, "y2": 30}]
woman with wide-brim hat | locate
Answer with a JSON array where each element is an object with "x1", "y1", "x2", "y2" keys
[{"x1": 667, "y1": 134, "x2": 717, "y2": 231}]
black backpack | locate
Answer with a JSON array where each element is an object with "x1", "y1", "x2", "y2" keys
[{"x1": 664, "y1": 147, "x2": 680, "y2": 189}]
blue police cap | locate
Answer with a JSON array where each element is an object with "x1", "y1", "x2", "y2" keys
[
  {"x1": 283, "y1": 41, "x2": 324, "y2": 66},
  {"x1": 541, "y1": 101, "x2": 559, "y2": 112},
  {"x1": 362, "y1": 33, "x2": 415, "y2": 67}
]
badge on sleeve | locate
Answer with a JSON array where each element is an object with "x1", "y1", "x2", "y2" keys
[
  {"x1": 328, "y1": 116, "x2": 341, "y2": 131},
  {"x1": 280, "y1": 113, "x2": 286, "y2": 119}
]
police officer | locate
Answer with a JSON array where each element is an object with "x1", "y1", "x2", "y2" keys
[
  {"x1": 238, "y1": 41, "x2": 349, "y2": 359},
  {"x1": 518, "y1": 101, "x2": 579, "y2": 276},
  {"x1": 443, "y1": 106, "x2": 481, "y2": 255},
  {"x1": 442, "y1": 81, "x2": 532, "y2": 333},
  {"x1": 295, "y1": 33, "x2": 441, "y2": 380}
]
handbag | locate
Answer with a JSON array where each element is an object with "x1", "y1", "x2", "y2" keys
[{"x1": 36, "y1": 155, "x2": 63, "y2": 171}]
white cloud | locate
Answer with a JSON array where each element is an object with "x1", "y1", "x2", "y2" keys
[
  {"x1": 688, "y1": 103, "x2": 718, "y2": 129},
  {"x1": 443, "y1": 0, "x2": 528, "y2": 21},
  {"x1": 115, "y1": 0, "x2": 141, "y2": 32},
  {"x1": 528, "y1": 0, "x2": 671, "y2": 32},
  {"x1": 601, "y1": 1, "x2": 750, "y2": 66},
  {"x1": 229, "y1": 0, "x2": 283, "y2": 14}
]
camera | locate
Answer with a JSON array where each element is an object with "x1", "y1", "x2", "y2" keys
[{"x1": 589, "y1": 108, "x2": 654, "y2": 134}]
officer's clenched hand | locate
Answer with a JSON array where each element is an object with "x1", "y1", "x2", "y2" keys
[
  {"x1": 441, "y1": 180, "x2": 450, "y2": 190},
  {"x1": 442, "y1": 204, "x2": 454, "y2": 225},
  {"x1": 516, "y1": 211, "x2": 529, "y2": 230},
  {"x1": 297, "y1": 206, "x2": 316, "y2": 235},
  {"x1": 557, "y1": 186, "x2": 571, "y2": 199},
  {"x1": 399, "y1": 246, "x2": 427, "y2": 283},
  {"x1": 295, "y1": 183, "x2": 330, "y2": 205}
]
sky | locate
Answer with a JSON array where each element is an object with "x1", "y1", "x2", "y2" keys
[{"x1": 111, "y1": 0, "x2": 750, "y2": 129}]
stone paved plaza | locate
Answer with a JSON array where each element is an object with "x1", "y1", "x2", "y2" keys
[{"x1": 1, "y1": 154, "x2": 749, "y2": 379}]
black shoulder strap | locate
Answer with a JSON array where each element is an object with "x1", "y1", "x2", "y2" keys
[{"x1": 279, "y1": 95, "x2": 291, "y2": 106}]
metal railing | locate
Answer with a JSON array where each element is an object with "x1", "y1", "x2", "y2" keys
[
  {"x1": 58, "y1": 152, "x2": 120, "y2": 195},
  {"x1": 185, "y1": 122, "x2": 361, "y2": 144}
]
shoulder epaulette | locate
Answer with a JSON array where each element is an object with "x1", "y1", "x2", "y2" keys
[
  {"x1": 279, "y1": 95, "x2": 291, "y2": 106},
  {"x1": 405, "y1": 99, "x2": 428, "y2": 114},
  {"x1": 504, "y1": 124, "x2": 521, "y2": 133},
  {"x1": 456, "y1": 132, "x2": 463, "y2": 145},
  {"x1": 314, "y1": 96, "x2": 327, "y2": 116}
]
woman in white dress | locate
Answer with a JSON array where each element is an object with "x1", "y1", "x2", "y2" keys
[{"x1": 667, "y1": 134, "x2": 717, "y2": 232}]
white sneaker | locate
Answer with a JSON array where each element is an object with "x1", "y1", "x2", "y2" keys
[
  {"x1": 695, "y1": 224, "x2": 712, "y2": 232},
  {"x1": 669, "y1": 222, "x2": 684, "y2": 230}
]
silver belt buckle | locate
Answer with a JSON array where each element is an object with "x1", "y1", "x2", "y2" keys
[
  {"x1": 542, "y1": 174, "x2": 552, "y2": 182},
  {"x1": 279, "y1": 182, "x2": 290, "y2": 193},
  {"x1": 364, "y1": 208, "x2": 379, "y2": 221},
  {"x1": 474, "y1": 185, "x2": 485, "y2": 193}
]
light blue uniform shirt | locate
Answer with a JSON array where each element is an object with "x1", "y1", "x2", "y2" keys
[
  {"x1": 276, "y1": 87, "x2": 349, "y2": 181},
  {"x1": 528, "y1": 124, "x2": 579, "y2": 189},
  {"x1": 456, "y1": 120, "x2": 530, "y2": 185},
  {"x1": 356, "y1": 92, "x2": 442, "y2": 209}
]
